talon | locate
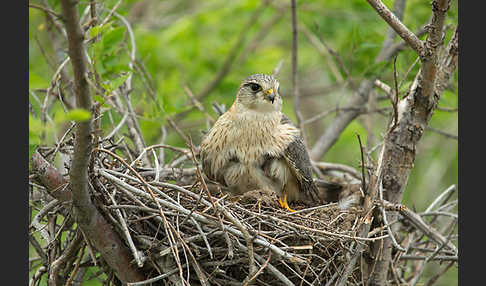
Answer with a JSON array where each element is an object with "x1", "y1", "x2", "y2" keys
[{"x1": 277, "y1": 194, "x2": 295, "y2": 212}]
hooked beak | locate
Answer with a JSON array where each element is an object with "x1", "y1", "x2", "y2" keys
[{"x1": 265, "y1": 88, "x2": 275, "y2": 104}]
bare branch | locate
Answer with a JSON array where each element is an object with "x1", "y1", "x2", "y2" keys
[
  {"x1": 195, "y1": 1, "x2": 269, "y2": 102},
  {"x1": 365, "y1": 1, "x2": 453, "y2": 282},
  {"x1": 291, "y1": 0, "x2": 304, "y2": 138},
  {"x1": 365, "y1": 0, "x2": 425, "y2": 57},
  {"x1": 59, "y1": 0, "x2": 145, "y2": 282}
]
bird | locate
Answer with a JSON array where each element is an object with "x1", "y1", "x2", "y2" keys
[{"x1": 199, "y1": 73, "x2": 341, "y2": 211}]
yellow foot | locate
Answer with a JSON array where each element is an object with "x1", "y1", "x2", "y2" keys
[{"x1": 277, "y1": 193, "x2": 296, "y2": 212}]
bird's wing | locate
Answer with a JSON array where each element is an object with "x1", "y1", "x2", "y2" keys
[
  {"x1": 200, "y1": 131, "x2": 218, "y2": 183},
  {"x1": 280, "y1": 114, "x2": 320, "y2": 201}
]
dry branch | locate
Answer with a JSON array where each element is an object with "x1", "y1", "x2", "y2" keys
[{"x1": 366, "y1": 0, "x2": 425, "y2": 57}]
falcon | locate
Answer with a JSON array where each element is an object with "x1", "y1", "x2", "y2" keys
[{"x1": 200, "y1": 74, "x2": 339, "y2": 211}]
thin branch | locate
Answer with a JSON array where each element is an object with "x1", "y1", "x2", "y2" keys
[
  {"x1": 382, "y1": 201, "x2": 457, "y2": 253},
  {"x1": 48, "y1": 231, "x2": 83, "y2": 286},
  {"x1": 390, "y1": 55, "x2": 399, "y2": 132},
  {"x1": 195, "y1": 1, "x2": 269, "y2": 102},
  {"x1": 427, "y1": 126, "x2": 458, "y2": 140},
  {"x1": 365, "y1": 0, "x2": 425, "y2": 57},
  {"x1": 425, "y1": 184, "x2": 456, "y2": 213},
  {"x1": 356, "y1": 133, "x2": 367, "y2": 194},
  {"x1": 291, "y1": 0, "x2": 304, "y2": 137},
  {"x1": 29, "y1": 3, "x2": 62, "y2": 19}
]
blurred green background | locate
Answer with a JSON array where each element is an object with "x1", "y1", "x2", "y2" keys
[{"x1": 29, "y1": 0, "x2": 458, "y2": 284}]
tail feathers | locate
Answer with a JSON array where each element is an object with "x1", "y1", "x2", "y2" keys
[
  {"x1": 314, "y1": 179, "x2": 364, "y2": 209},
  {"x1": 314, "y1": 179, "x2": 343, "y2": 203}
]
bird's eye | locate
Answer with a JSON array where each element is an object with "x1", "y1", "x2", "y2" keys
[{"x1": 248, "y1": 83, "x2": 261, "y2": 92}]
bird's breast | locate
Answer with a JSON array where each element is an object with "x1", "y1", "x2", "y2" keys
[{"x1": 201, "y1": 111, "x2": 300, "y2": 174}]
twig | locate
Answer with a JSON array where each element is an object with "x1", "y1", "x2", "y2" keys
[
  {"x1": 99, "y1": 0, "x2": 123, "y2": 27},
  {"x1": 427, "y1": 126, "x2": 458, "y2": 140},
  {"x1": 186, "y1": 139, "x2": 235, "y2": 259},
  {"x1": 398, "y1": 56, "x2": 420, "y2": 90},
  {"x1": 49, "y1": 231, "x2": 83, "y2": 286},
  {"x1": 29, "y1": 3, "x2": 62, "y2": 19},
  {"x1": 425, "y1": 261, "x2": 456, "y2": 286},
  {"x1": 64, "y1": 243, "x2": 86, "y2": 286},
  {"x1": 41, "y1": 0, "x2": 67, "y2": 37},
  {"x1": 399, "y1": 255, "x2": 457, "y2": 262},
  {"x1": 309, "y1": 9, "x2": 431, "y2": 161},
  {"x1": 410, "y1": 219, "x2": 457, "y2": 286},
  {"x1": 243, "y1": 251, "x2": 272, "y2": 286},
  {"x1": 30, "y1": 266, "x2": 47, "y2": 286},
  {"x1": 272, "y1": 60, "x2": 284, "y2": 77},
  {"x1": 239, "y1": 243, "x2": 295, "y2": 286},
  {"x1": 365, "y1": 0, "x2": 425, "y2": 57},
  {"x1": 106, "y1": 188, "x2": 145, "y2": 267},
  {"x1": 29, "y1": 234, "x2": 48, "y2": 266},
  {"x1": 425, "y1": 184, "x2": 456, "y2": 212},
  {"x1": 382, "y1": 200, "x2": 457, "y2": 253},
  {"x1": 30, "y1": 199, "x2": 60, "y2": 244},
  {"x1": 301, "y1": 25, "x2": 345, "y2": 83},
  {"x1": 291, "y1": 0, "x2": 305, "y2": 144},
  {"x1": 183, "y1": 85, "x2": 215, "y2": 124},
  {"x1": 285, "y1": 203, "x2": 337, "y2": 216},
  {"x1": 356, "y1": 133, "x2": 367, "y2": 194},
  {"x1": 195, "y1": 1, "x2": 269, "y2": 102},
  {"x1": 104, "y1": 112, "x2": 129, "y2": 140},
  {"x1": 379, "y1": 184, "x2": 405, "y2": 252},
  {"x1": 390, "y1": 55, "x2": 399, "y2": 132},
  {"x1": 126, "y1": 268, "x2": 180, "y2": 286}
]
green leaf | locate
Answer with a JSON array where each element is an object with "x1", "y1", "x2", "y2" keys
[
  {"x1": 89, "y1": 22, "x2": 113, "y2": 39},
  {"x1": 89, "y1": 25, "x2": 101, "y2": 38},
  {"x1": 93, "y1": 95, "x2": 105, "y2": 104},
  {"x1": 102, "y1": 26, "x2": 125, "y2": 55},
  {"x1": 66, "y1": 109, "x2": 92, "y2": 122},
  {"x1": 109, "y1": 73, "x2": 131, "y2": 91}
]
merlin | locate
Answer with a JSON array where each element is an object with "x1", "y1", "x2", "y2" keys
[{"x1": 200, "y1": 74, "x2": 338, "y2": 211}]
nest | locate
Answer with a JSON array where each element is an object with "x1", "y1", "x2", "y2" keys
[
  {"x1": 30, "y1": 141, "x2": 458, "y2": 286},
  {"x1": 91, "y1": 146, "x2": 368, "y2": 285}
]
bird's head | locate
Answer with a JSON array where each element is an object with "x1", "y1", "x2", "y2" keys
[{"x1": 236, "y1": 74, "x2": 282, "y2": 113}]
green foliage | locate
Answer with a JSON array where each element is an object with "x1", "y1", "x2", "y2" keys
[
  {"x1": 90, "y1": 23, "x2": 131, "y2": 79},
  {"x1": 62, "y1": 108, "x2": 92, "y2": 123}
]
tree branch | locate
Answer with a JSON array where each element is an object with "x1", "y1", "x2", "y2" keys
[
  {"x1": 335, "y1": 1, "x2": 455, "y2": 285},
  {"x1": 365, "y1": 0, "x2": 425, "y2": 57},
  {"x1": 59, "y1": 0, "x2": 144, "y2": 282},
  {"x1": 365, "y1": 1, "x2": 453, "y2": 284}
]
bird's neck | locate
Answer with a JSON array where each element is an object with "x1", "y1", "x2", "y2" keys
[{"x1": 230, "y1": 102, "x2": 281, "y2": 127}]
